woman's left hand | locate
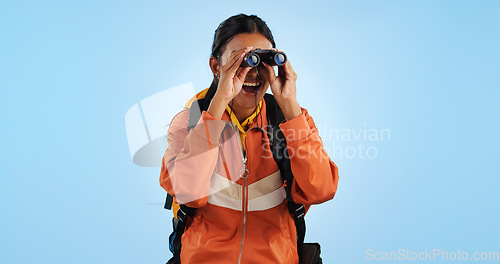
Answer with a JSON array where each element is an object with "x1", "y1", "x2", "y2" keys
[{"x1": 262, "y1": 51, "x2": 302, "y2": 121}]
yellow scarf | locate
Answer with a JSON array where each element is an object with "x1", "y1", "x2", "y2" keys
[{"x1": 184, "y1": 88, "x2": 262, "y2": 152}]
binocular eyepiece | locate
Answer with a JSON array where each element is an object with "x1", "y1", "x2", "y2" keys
[{"x1": 241, "y1": 49, "x2": 287, "y2": 67}]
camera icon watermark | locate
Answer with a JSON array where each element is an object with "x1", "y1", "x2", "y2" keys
[{"x1": 125, "y1": 82, "x2": 196, "y2": 167}]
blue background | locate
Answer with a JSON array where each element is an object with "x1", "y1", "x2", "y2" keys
[{"x1": 1, "y1": 0, "x2": 499, "y2": 263}]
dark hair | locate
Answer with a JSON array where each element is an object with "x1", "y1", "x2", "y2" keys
[{"x1": 205, "y1": 14, "x2": 276, "y2": 101}]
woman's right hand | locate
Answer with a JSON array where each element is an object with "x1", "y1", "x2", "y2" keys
[
  {"x1": 208, "y1": 47, "x2": 253, "y2": 119},
  {"x1": 215, "y1": 47, "x2": 254, "y2": 102}
]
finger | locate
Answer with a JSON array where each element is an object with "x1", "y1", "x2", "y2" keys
[
  {"x1": 235, "y1": 66, "x2": 252, "y2": 83},
  {"x1": 225, "y1": 47, "x2": 253, "y2": 74},
  {"x1": 222, "y1": 50, "x2": 244, "y2": 72},
  {"x1": 284, "y1": 59, "x2": 296, "y2": 77},
  {"x1": 263, "y1": 62, "x2": 282, "y2": 94},
  {"x1": 261, "y1": 62, "x2": 277, "y2": 83},
  {"x1": 278, "y1": 64, "x2": 286, "y2": 80},
  {"x1": 279, "y1": 59, "x2": 297, "y2": 80},
  {"x1": 228, "y1": 47, "x2": 251, "y2": 62},
  {"x1": 229, "y1": 50, "x2": 248, "y2": 72}
]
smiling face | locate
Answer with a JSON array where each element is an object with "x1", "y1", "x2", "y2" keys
[{"x1": 212, "y1": 32, "x2": 274, "y2": 116}]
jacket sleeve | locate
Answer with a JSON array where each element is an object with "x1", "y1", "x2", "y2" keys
[
  {"x1": 278, "y1": 108, "x2": 339, "y2": 205},
  {"x1": 159, "y1": 110, "x2": 227, "y2": 208}
]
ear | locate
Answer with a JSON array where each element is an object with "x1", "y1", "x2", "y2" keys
[{"x1": 209, "y1": 56, "x2": 220, "y2": 76}]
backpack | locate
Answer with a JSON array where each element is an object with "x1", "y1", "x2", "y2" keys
[{"x1": 164, "y1": 94, "x2": 322, "y2": 264}]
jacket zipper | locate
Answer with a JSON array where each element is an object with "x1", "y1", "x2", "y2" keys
[
  {"x1": 237, "y1": 175, "x2": 247, "y2": 264},
  {"x1": 236, "y1": 125, "x2": 262, "y2": 263},
  {"x1": 237, "y1": 127, "x2": 250, "y2": 264}
]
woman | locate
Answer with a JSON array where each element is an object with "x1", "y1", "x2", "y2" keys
[{"x1": 160, "y1": 14, "x2": 339, "y2": 264}]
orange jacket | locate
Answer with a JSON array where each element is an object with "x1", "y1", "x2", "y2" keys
[{"x1": 160, "y1": 97, "x2": 339, "y2": 264}]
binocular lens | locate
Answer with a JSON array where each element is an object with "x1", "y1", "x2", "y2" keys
[
  {"x1": 275, "y1": 53, "x2": 286, "y2": 65},
  {"x1": 247, "y1": 54, "x2": 259, "y2": 67}
]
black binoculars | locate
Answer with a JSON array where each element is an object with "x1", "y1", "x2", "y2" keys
[{"x1": 241, "y1": 49, "x2": 287, "y2": 67}]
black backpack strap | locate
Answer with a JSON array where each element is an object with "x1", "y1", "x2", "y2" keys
[
  {"x1": 264, "y1": 94, "x2": 307, "y2": 261},
  {"x1": 289, "y1": 202, "x2": 306, "y2": 260},
  {"x1": 264, "y1": 93, "x2": 285, "y2": 131},
  {"x1": 164, "y1": 193, "x2": 173, "y2": 210},
  {"x1": 187, "y1": 98, "x2": 210, "y2": 131},
  {"x1": 264, "y1": 94, "x2": 296, "y2": 202},
  {"x1": 264, "y1": 94, "x2": 292, "y2": 199},
  {"x1": 167, "y1": 204, "x2": 196, "y2": 264}
]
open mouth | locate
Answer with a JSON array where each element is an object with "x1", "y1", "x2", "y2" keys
[{"x1": 242, "y1": 81, "x2": 263, "y2": 95}]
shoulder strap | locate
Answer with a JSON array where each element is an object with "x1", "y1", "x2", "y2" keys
[
  {"x1": 264, "y1": 94, "x2": 293, "y2": 200},
  {"x1": 264, "y1": 94, "x2": 307, "y2": 261},
  {"x1": 264, "y1": 93, "x2": 285, "y2": 130},
  {"x1": 187, "y1": 97, "x2": 211, "y2": 131}
]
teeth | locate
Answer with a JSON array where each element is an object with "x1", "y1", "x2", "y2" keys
[{"x1": 243, "y1": 82, "x2": 260, "y2": 87}]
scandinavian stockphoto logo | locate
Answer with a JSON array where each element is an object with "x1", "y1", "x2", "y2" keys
[
  {"x1": 259, "y1": 124, "x2": 391, "y2": 161},
  {"x1": 125, "y1": 83, "x2": 389, "y2": 168}
]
